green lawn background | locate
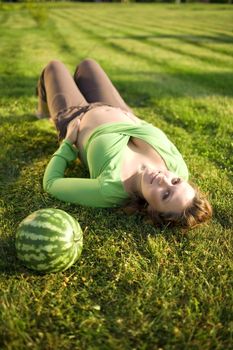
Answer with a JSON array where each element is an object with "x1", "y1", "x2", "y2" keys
[{"x1": 0, "y1": 2, "x2": 232, "y2": 350}]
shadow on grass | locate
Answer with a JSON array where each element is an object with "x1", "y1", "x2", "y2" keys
[
  {"x1": 213, "y1": 205, "x2": 233, "y2": 230},
  {"x1": 114, "y1": 71, "x2": 233, "y2": 108},
  {"x1": 1, "y1": 70, "x2": 233, "y2": 102},
  {"x1": 0, "y1": 234, "x2": 27, "y2": 276},
  {"x1": 0, "y1": 74, "x2": 37, "y2": 98},
  {"x1": 0, "y1": 114, "x2": 57, "y2": 184},
  {"x1": 110, "y1": 33, "x2": 233, "y2": 44},
  {"x1": 137, "y1": 37, "x2": 232, "y2": 69},
  {"x1": 109, "y1": 36, "x2": 233, "y2": 98}
]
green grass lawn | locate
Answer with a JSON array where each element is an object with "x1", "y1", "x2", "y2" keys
[{"x1": 0, "y1": 2, "x2": 232, "y2": 349}]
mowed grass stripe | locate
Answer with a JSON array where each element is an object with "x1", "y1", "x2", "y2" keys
[
  {"x1": 50, "y1": 10, "x2": 148, "y2": 68},
  {"x1": 55, "y1": 10, "x2": 184, "y2": 78},
  {"x1": 75, "y1": 4, "x2": 233, "y2": 37},
  {"x1": 71, "y1": 9, "x2": 233, "y2": 69},
  {"x1": 0, "y1": 10, "x2": 67, "y2": 89},
  {"x1": 50, "y1": 8, "x2": 233, "y2": 137},
  {"x1": 56, "y1": 10, "x2": 233, "y2": 100},
  {"x1": 69, "y1": 3, "x2": 223, "y2": 28},
  {"x1": 0, "y1": 9, "x2": 86, "y2": 74},
  {"x1": 0, "y1": 16, "x2": 29, "y2": 74},
  {"x1": 61, "y1": 8, "x2": 232, "y2": 73},
  {"x1": 54, "y1": 9, "x2": 198, "y2": 72},
  {"x1": 140, "y1": 12, "x2": 233, "y2": 36},
  {"x1": 142, "y1": 37, "x2": 233, "y2": 69},
  {"x1": 20, "y1": 18, "x2": 79, "y2": 71},
  {"x1": 54, "y1": 5, "x2": 233, "y2": 65},
  {"x1": 76, "y1": 6, "x2": 224, "y2": 40},
  {"x1": 101, "y1": 14, "x2": 233, "y2": 59},
  {"x1": 0, "y1": 8, "x2": 34, "y2": 30},
  {"x1": 47, "y1": 10, "x2": 99, "y2": 64},
  {"x1": 74, "y1": 5, "x2": 233, "y2": 60}
]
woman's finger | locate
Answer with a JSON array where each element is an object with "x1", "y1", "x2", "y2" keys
[
  {"x1": 69, "y1": 118, "x2": 80, "y2": 129},
  {"x1": 72, "y1": 117, "x2": 81, "y2": 128}
]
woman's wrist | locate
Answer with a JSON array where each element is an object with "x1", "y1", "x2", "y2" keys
[
  {"x1": 64, "y1": 137, "x2": 74, "y2": 145},
  {"x1": 65, "y1": 138, "x2": 78, "y2": 150}
]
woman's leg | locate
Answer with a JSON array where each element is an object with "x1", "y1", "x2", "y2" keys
[
  {"x1": 73, "y1": 58, "x2": 132, "y2": 113},
  {"x1": 38, "y1": 60, "x2": 87, "y2": 120},
  {"x1": 37, "y1": 60, "x2": 90, "y2": 139}
]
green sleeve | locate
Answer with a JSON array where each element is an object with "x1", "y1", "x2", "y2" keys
[{"x1": 43, "y1": 140, "x2": 107, "y2": 207}]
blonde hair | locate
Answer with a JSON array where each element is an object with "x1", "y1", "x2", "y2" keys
[{"x1": 122, "y1": 186, "x2": 212, "y2": 230}]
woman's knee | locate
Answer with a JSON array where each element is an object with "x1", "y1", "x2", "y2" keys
[
  {"x1": 44, "y1": 59, "x2": 66, "y2": 75},
  {"x1": 77, "y1": 58, "x2": 100, "y2": 73}
]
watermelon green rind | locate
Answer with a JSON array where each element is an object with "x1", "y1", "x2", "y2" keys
[
  {"x1": 15, "y1": 208, "x2": 83, "y2": 273},
  {"x1": 16, "y1": 238, "x2": 81, "y2": 255},
  {"x1": 16, "y1": 241, "x2": 82, "y2": 272},
  {"x1": 23, "y1": 244, "x2": 82, "y2": 273},
  {"x1": 18, "y1": 220, "x2": 70, "y2": 239},
  {"x1": 19, "y1": 209, "x2": 74, "y2": 233},
  {"x1": 16, "y1": 230, "x2": 82, "y2": 247},
  {"x1": 16, "y1": 247, "x2": 82, "y2": 272}
]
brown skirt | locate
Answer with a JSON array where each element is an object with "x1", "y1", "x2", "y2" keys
[{"x1": 55, "y1": 102, "x2": 112, "y2": 141}]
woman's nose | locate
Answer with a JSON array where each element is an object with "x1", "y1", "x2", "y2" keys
[{"x1": 158, "y1": 175, "x2": 169, "y2": 186}]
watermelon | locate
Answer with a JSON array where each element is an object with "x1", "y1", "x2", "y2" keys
[{"x1": 15, "y1": 208, "x2": 83, "y2": 273}]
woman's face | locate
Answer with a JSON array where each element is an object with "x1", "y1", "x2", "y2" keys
[{"x1": 140, "y1": 168, "x2": 195, "y2": 214}]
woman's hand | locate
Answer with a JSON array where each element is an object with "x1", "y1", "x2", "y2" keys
[{"x1": 65, "y1": 117, "x2": 81, "y2": 146}]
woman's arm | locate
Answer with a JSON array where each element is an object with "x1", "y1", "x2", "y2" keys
[
  {"x1": 43, "y1": 139, "x2": 108, "y2": 207},
  {"x1": 43, "y1": 117, "x2": 110, "y2": 207}
]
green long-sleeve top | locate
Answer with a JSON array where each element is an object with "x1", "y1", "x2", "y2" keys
[{"x1": 43, "y1": 121, "x2": 189, "y2": 208}]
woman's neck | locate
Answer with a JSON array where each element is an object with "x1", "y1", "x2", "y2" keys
[
  {"x1": 123, "y1": 164, "x2": 145, "y2": 197},
  {"x1": 121, "y1": 140, "x2": 167, "y2": 197}
]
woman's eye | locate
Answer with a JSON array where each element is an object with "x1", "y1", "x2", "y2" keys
[{"x1": 163, "y1": 191, "x2": 169, "y2": 200}]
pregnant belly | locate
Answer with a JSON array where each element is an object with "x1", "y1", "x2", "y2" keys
[{"x1": 77, "y1": 105, "x2": 139, "y2": 162}]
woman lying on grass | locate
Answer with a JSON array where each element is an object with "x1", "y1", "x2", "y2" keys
[{"x1": 37, "y1": 59, "x2": 212, "y2": 229}]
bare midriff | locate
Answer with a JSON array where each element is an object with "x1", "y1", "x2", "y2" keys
[{"x1": 76, "y1": 105, "x2": 140, "y2": 156}]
